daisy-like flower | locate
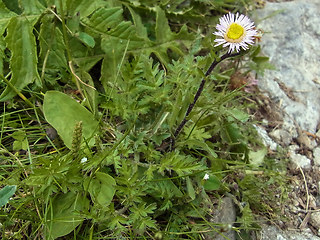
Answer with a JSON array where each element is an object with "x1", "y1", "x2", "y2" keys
[{"x1": 214, "y1": 12, "x2": 258, "y2": 53}]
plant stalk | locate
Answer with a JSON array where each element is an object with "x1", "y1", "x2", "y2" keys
[
  {"x1": 0, "y1": 74, "x2": 35, "y2": 108},
  {"x1": 171, "y1": 51, "x2": 241, "y2": 148}
]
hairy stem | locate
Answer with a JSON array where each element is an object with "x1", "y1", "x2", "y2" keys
[{"x1": 171, "y1": 51, "x2": 241, "y2": 148}]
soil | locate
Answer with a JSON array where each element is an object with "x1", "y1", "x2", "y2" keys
[{"x1": 251, "y1": 90, "x2": 320, "y2": 238}]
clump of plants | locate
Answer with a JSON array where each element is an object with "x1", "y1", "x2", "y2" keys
[{"x1": 0, "y1": 0, "x2": 286, "y2": 239}]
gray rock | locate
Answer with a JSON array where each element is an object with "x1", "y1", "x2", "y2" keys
[
  {"x1": 314, "y1": 147, "x2": 320, "y2": 166},
  {"x1": 255, "y1": 0, "x2": 320, "y2": 133},
  {"x1": 310, "y1": 212, "x2": 320, "y2": 232},
  {"x1": 254, "y1": 124, "x2": 278, "y2": 150},
  {"x1": 316, "y1": 129, "x2": 320, "y2": 139},
  {"x1": 259, "y1": 224, "x2": 320, "y2": 240},
  {"x1": 269, "y1": 128, "x2": 293, "y2": 146},
  {"x1": 289, "y1": 145, "x2": 311, "y2": 169},
  {"x1": 206, "y1": 197, "x2": 236, "y2": 240}
]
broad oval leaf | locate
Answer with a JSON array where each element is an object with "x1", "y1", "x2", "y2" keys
[
  {"x1": 78, "y1": 32, "x2": 95, "y2": 48},
  {"x1": 96, "y1": 172, "x2": 116, "y2": 206},
  {"x1": 43, "y1": 91, "x2": 99, "y2": 149},
  {"x1": 203, "y1": 175, "x2": 221, "y2": 191},
  {"x1": 47, "y1": 192, "x2": 89, "y2": 239},
  {"x1": 0, "y1": 185, "x2": 16, "y2": 208}
]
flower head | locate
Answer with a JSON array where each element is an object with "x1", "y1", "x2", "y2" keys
[
  {"x1": 214, "y1": 12, "x2": 258, "y2": 53},
  {"x1": 203, "y1": 173, "x2": 210, "y2": 180},
  {"x1": 80, "y1": 157, "x2": 88, "y2": 164}
]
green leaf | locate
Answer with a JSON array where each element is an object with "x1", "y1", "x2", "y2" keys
[
  {"x1": 78, "y1": 32, "x2": 95, "y2": 48},
  {"x1": 39, "y1": 15, "x2": 67, "y2": 71},
  {"x1": 19, "y1": 0, "x2": 44, "y2": 15},
  {"x1": 146, "y1": 173, "x2": 183, "y2": 198},
  {"x1": 1, "y1": 0, "x2": 21, "y2": 15},
  {"x1": 249, "y1": 148, "x2": 267, "y2": 167},
  {"x1": 13, "y1": 138, "x2": 28, "y2": 151},
  {"x1": 0, "y1": 185, "x2": 16, "y2": 208},
  {"x1": 0, "y1": 16, "x2": 40, "y2": 101},
  {"x1": 186, "y1": 177, "x2": 195, "y2": 200},
  {"x1": 203, "y1": 174, "x2": 220, "y2": 191},
  {"x1": 11, "y1": 130, "x2": 28, "y2": 151},
  {"x1": 127, "y1": 6, "x2": 148, "y2": 39},
  {"x1": 43, "y1": 91, "x2": 99, "y2": 149},
  {"x1": 185, "y1": 139, "x2": 218, "y2": 158},
  {"x1": 227, "y1": 109, "x2": 249, "y2": 123},
  {"x1": 95, "y1": 172, "x2": 116, "y2": 206},
  {"x1": 149, "y1": 7, "x2": 194, "y2": 66},
  {"x1": 0, "y1": 36, "x2": 5, "y2": 75},
  {"x1": 155, "y1": 6, "x2": 172, "y2": 43},
  {"x1": 84, "y1": 172, "x2": 116, "y2": 206},
  {"x1": 47, "y1": 192, "x2": 89, "y2": 239},
  {"x1": 66, "y1": 0, "x2": 107, "y2": 18},
  {"x1": 84, "y1": 7, "x2": 144, "y2": 88},
  {"x1": 224, "y1": 122, "x2": 242, "y2": 144},
  {"x1": 0, "y1": 2, "x2": 17, "y2": 32}
]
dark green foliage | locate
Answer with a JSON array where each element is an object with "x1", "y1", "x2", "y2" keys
[{"x1": 0, "y1": 0, "x2": 285, "y2": 239}]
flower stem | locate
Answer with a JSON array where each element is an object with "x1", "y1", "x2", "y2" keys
[{"x1": 171, "y1": 51, "x2": 240, "y2": 148}]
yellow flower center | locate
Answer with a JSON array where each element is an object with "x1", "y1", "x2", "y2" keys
[{"x1": 225, "y1": 23, "x2": 245, "y2": 43}]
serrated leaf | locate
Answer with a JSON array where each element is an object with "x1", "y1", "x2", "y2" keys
[
  {"x1": 0, "y1": 185, "x2": 16, "y2": 208},
  {"x1": 84, "y1": 7, "x2": 144, "y2": 88},
  {"x1": 127, "y1": 6, "x2": 148, "y2": 39},
  {"x1": 0, "y1": 2, "x2": 17, "y2": 32},
  {"x1": 39, "y1": 15, "x2": 67, "y2": 83},
  {"x1": 146, "y1": 172, "x2": 183, "y2": 198},
  {"x1": 66, "y1": 0, "x2": 108, "y2": 18},
  {"x1": 0, "y1": 16, "x2": 40, "y2": 101},
  {"x1": 19, "y1": 0, "x2": 44, "y2": 15},
  {"x1": 155, "y1": 6, "x2": 172, "y2": 43},
  {"x1": 149, "y1": 7, "x2": 194, "y2": 66},
  {"x1": 84, "y1": 7, "x2": 130, "y2": 34},
  {"x1": 43, "y1": 91, "x2": 99, "y2": 149}
]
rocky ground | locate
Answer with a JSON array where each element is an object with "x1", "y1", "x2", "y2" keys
[{"x1": 251, "y1": 0, "x2": 320, "y2": 239}]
